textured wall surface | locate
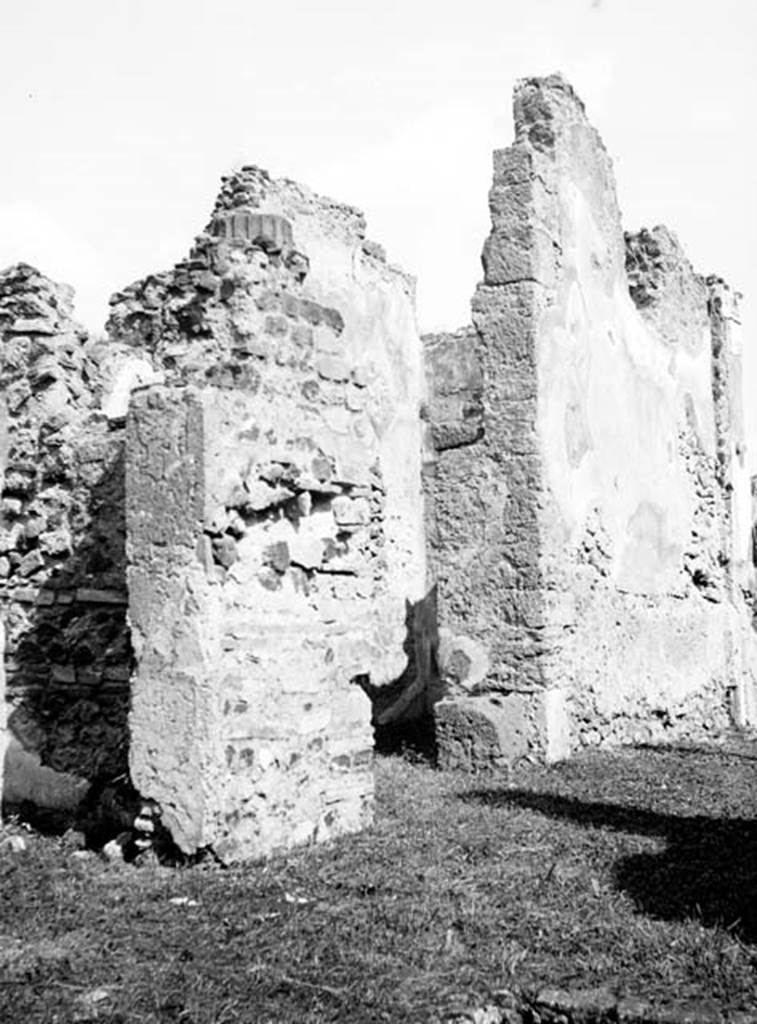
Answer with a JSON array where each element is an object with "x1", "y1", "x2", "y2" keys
[
  {"x1": 0, "y1": 617, "x2": 5, "y2": 820},
  {"x1": 213, "y1": 173, "x2": 428, "y2": 718},
  {"x1": 116, "y1": 182, "x2": 427, "y2": 858},
  {"x1": 1, "y1": 168, "x2": 427, "y2": 844},
  {"x1": 127, "y1": 375, "x2": 383, "y2": 861},
  {"x1": 0, "y1": 394, "x2": 5, "y2": 814},
  {"x1": 426, "y1": 74, "x2": 757, "y2": 766},
  {"x1": 0, "y1": 264, "x2": 148, "y2": 807},
  {"x1": 109, "y1": 172, "x2": 427, "y2": 712},
  {"x1": 2, "y1": 76, "x2": 755, "y2": 853}
]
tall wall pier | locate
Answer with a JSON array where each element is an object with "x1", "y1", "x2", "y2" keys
[
  {"x1": 0, "y1": 175, "x2": 428, "y2": 856},
  {"x1": 424, "y1": 74, "x2": 757, "y2": 768},
  {"x1": 113, "y1": 176, "x2": 428, "y2": 860},
  {"x1": 108, "y1": 170, "x2": 427, "y2": 710},
  {"x1": 127, "y1": 385, "x2": 383, "y2": 861}
]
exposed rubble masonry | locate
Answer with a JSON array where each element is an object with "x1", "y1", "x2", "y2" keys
[
  {"x1": 127, "y1": 384, "x2": 381, "y2": 861},
  {"x1": 0, "y1": 264, "x2": 150, "y2": 810},
  {"x1": 112, "y1": 180, "x2": 427, "y2": 859}
]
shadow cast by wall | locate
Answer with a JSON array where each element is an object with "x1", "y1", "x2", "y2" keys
[
  {"x1": 633, "y1": 741, "x2": 757, "y2": 764},
  {"x1": 461, "y1": 787, "x2": 757, "y2": 942},
  {"x1": 362, "y1": 588, "x2": 441, "y2": 764},
  {"x1": 4, "y1": 435, "x2": 133, "y2": 813}
]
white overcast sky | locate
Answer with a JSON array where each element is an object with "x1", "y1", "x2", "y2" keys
[{"x1": 1, "y1": 0, "x2": 755, "y2": 453}]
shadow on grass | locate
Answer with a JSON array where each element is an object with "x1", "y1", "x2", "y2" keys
[
  {"x1": 633, "y1": 742, "x2": 757, "y2": 763},
  {"x1": 461, "y1": 788, "x2": 757, "y2": 942}
]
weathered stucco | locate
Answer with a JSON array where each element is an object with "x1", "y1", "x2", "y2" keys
[
  {"x1": 127, "y1": 383, "x2": 383, "y2": 860},
  {"x1": 116, "y1": 180, "x2": 427, "y2": 859},
  {"x1": 109, "y1": 172, "x2": 426, "y2": 701},
  {"x1": 426, "y1": 74, "x2": 757, "y2": 766},
  {"x1": 207, "y1": 171, "x2": 428, "y2": 711}
]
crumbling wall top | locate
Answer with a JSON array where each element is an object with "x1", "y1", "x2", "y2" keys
[
  {"x1": 209, "y1": 165, "x2": 371, "y2": 252},
  {"x1": 624, "y1": 226, "x2": 710, "y2": 353},
  {"x1": 513, "y1": 72, "x2": 588, "y2": 152}
]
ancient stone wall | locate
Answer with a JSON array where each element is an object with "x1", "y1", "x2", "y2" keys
[
  {"x1": 127, "y1": 382, "x2": 382, "y2": 861},
  {"x1": 109, "y1": 171, "x2": 427, "y2": 712},
  {"x1": 0, "y1": 168, "x2": 427, "y2": 846},
  {"x1": 426, "y1": 74, "x2": 757, "y2": 766},
  {"x1": 0, "y1": 264, "x2": 149, "y2": 807},
  {"x1": 0, "y1": 385, "x2": 5, "y2": 816},
  {"x1": 2, "y1": 76, "x2": 755, "y2": 855},
  {"x1": 111, "y1": 176, "x2": 427, "y2": 858},
  {"x1": 212, "y1": 170, "x2": 429, "y2": 719}
]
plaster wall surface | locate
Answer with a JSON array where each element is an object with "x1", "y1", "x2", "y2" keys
[
  {"x1": 109, "y1": 173, "x2": 427, "y2": 710},
  {"x1": 117, "y1": 192, "x2": 424, "y2": 859},
  {"x1": 426, "y1": 75, "x2": 757, "y2": 765},
  {"x1": 211, "y1": 173, "x2": 428, "y2": 711},
  {"x1": 127, "y1": 381, "x2": 382, "y2": 861}
]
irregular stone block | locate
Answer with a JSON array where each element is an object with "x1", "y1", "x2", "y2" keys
[
  {"x1": 434, "y1": 694, "x2": 534, "y2": 770},
  {"x1": 437, "y1": 630, "x2": 490, "y2": 693},
  {"x1": 9, "y1": 317, "x2": 57, "y2": 335},
  {"x1": 3, "y1": 735, "x2": 90, "y2": 810},
  {"x1": 210, "y1": 210, "x2": 294, "y2": 252}
]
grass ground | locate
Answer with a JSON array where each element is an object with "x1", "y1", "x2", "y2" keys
[{"x1": 1, "y1": 738, "x2": 757, "y2": 1023}]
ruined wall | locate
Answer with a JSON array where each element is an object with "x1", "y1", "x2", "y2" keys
[
  {"x1": 426, "y1": 74, "x2": 757, "y2": 766},
  {"x1": 421, "y1": 329, "x2": 505, "y2": 764},
  {"x1": 209, "y1": 172, "x2": 429, "y2": 720},
  {"x1": 0, "y1": 165, "x2": 426, "y2": 830},
  {"x1": 109, "y1": 172, "x2": 427, "y2": 716},
  {"x1": 128, "y1": 382, "x2": 383, "y2": 862},
  {"x1": 112, "y1": 180, "x2": 427, "y2": 858},
  {"x1": 0, "y1": 385, "x2": 6, "y2": 815},
  {"x1": 3, "y1": 76, "x2": 753, "y2": 838},
  {"x1": 0, "y1": 264, "x2": 147, "y2": 807}
]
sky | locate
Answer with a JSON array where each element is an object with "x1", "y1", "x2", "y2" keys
[{"x1": 0, "y1": 0, "x2": 755, "y2": 450}]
